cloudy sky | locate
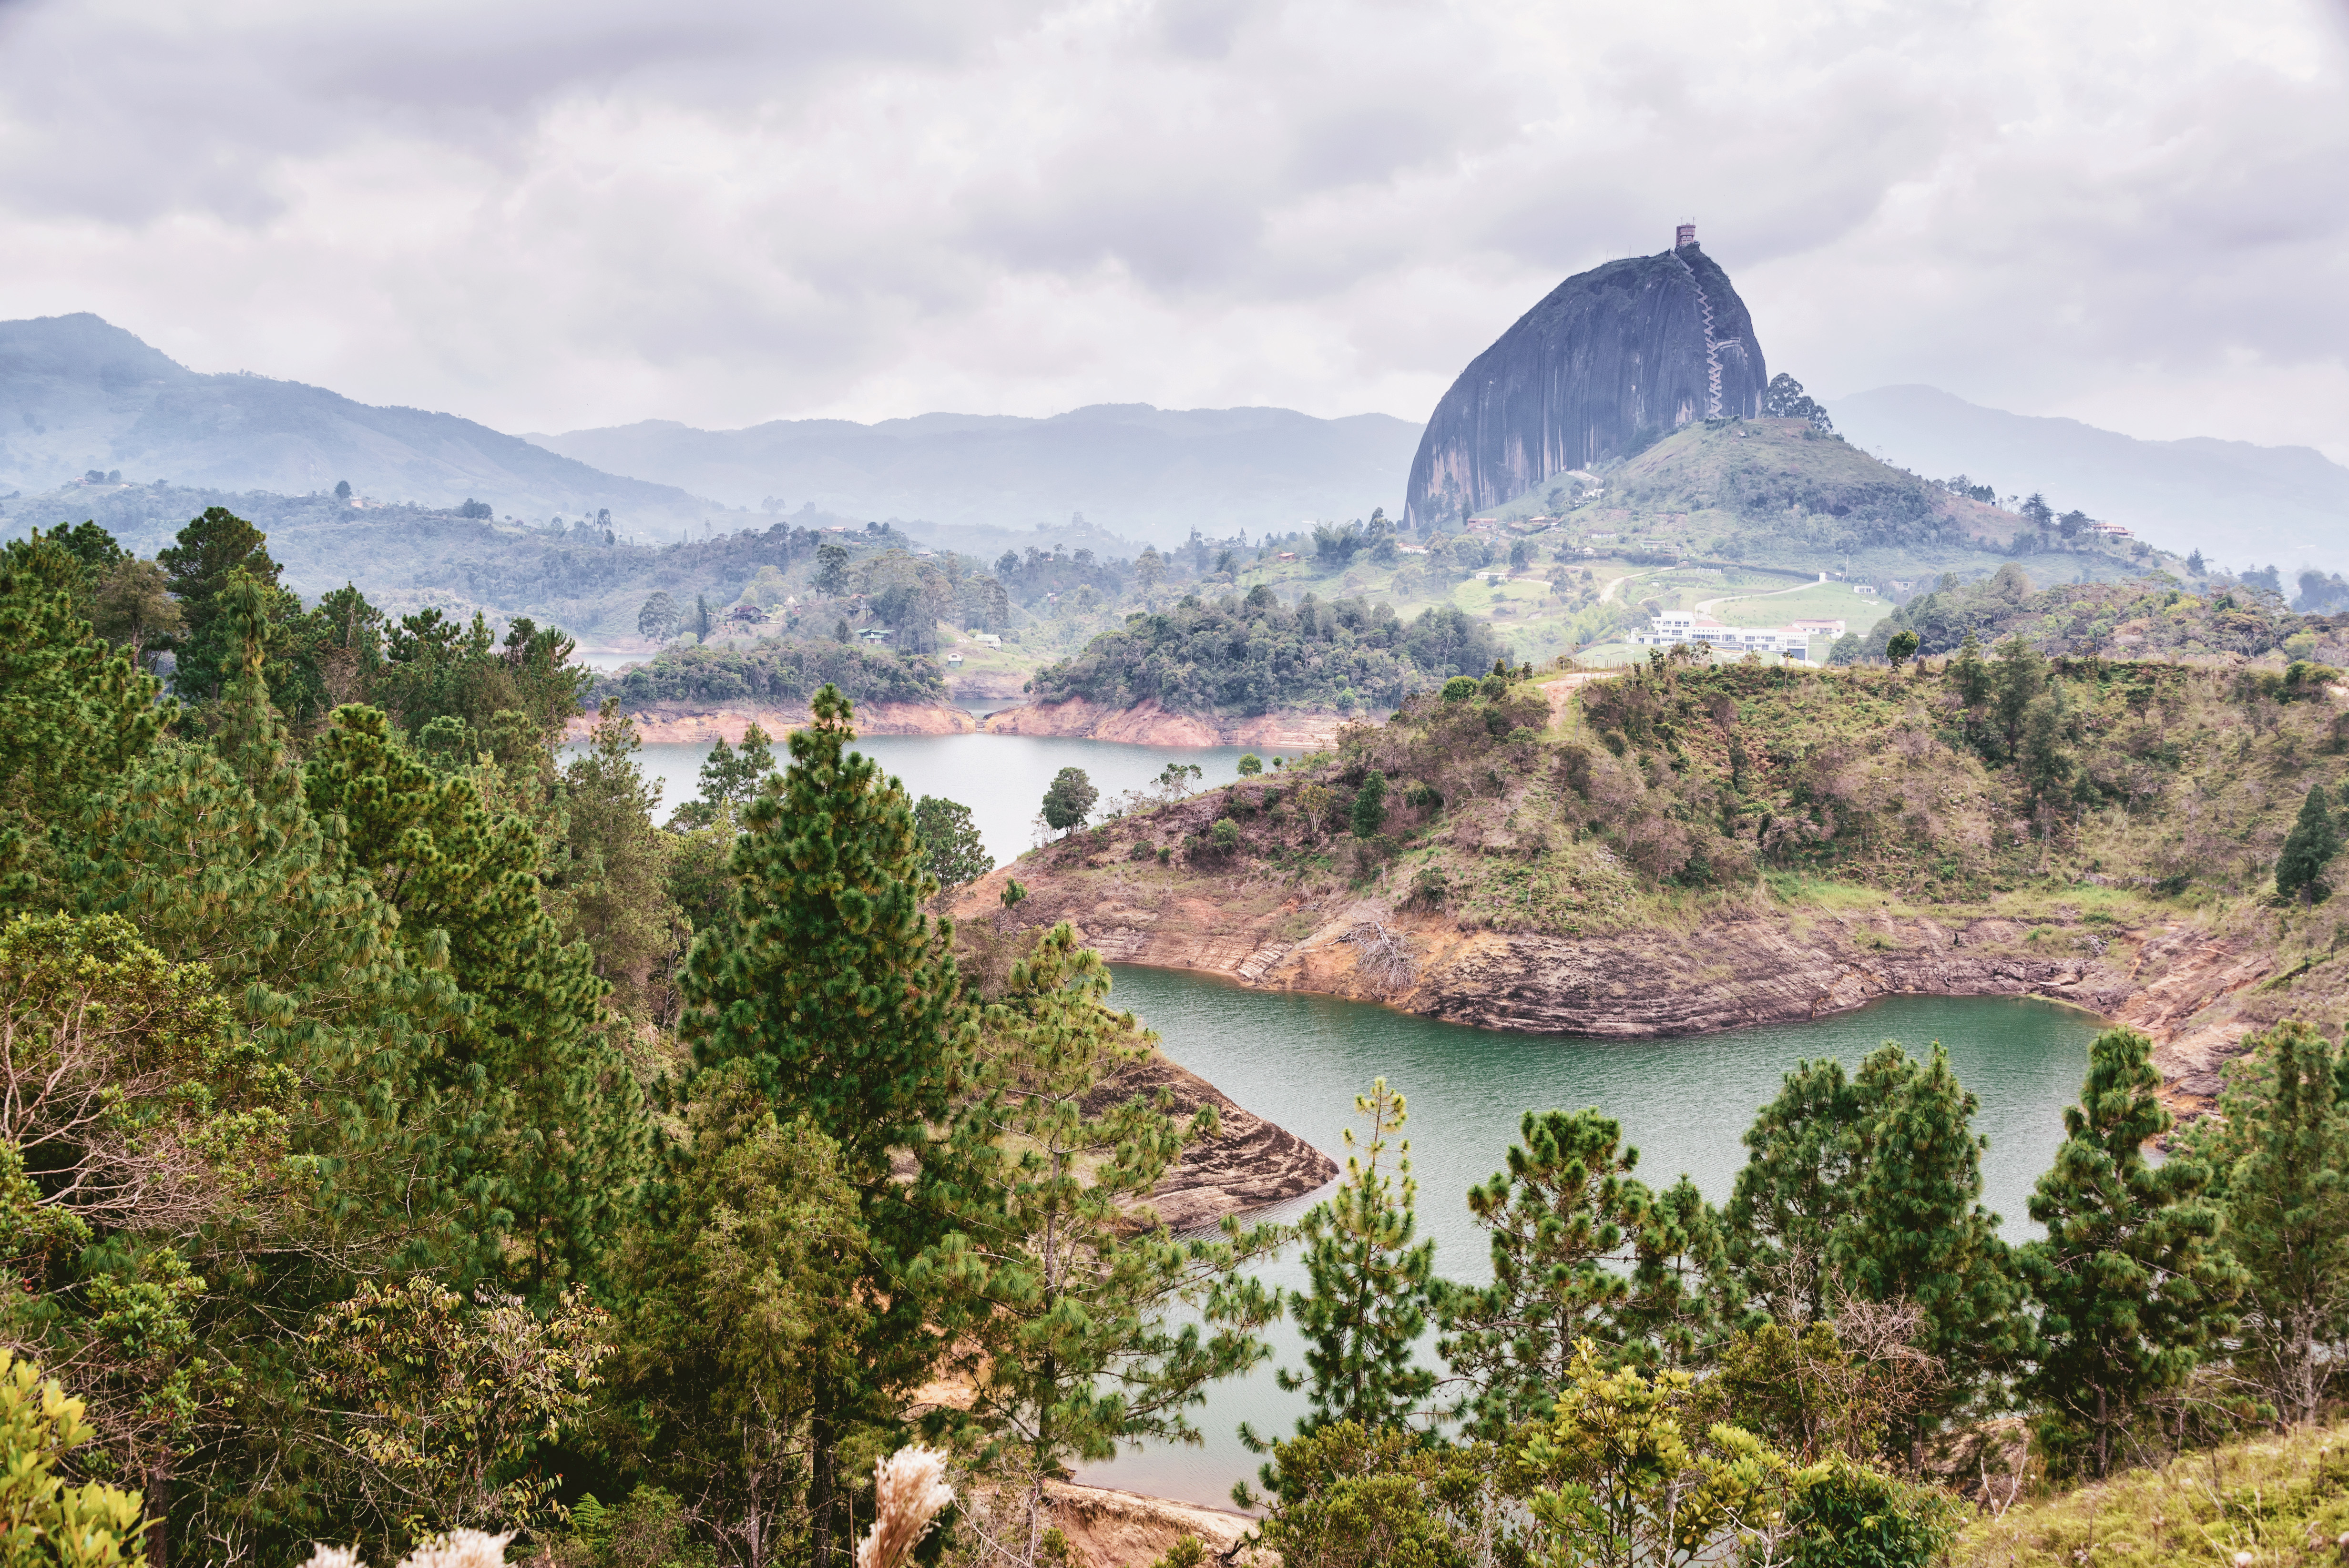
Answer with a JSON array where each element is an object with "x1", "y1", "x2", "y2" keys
[{"x1": 3, "y1": 0, "x2": 2344, "y2": 458}]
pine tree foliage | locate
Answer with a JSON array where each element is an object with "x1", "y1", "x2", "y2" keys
[
  {"x1": 154, "y1": 508, "x2": 281, "y2": 704},
  {"x1": 2191, "y1": 1020, "x2": 2349, "y2": 1425},
  {"x1": 1727, "y1": 1059, "x2": 1862, "y2": 1324},
  {"x1": 607, "y1": 1062, "x2": 869, "y2": 1566},
  {"x1": 1831, "y1": 1044, "x2": 2018, "y2": 1394},
  {"x1": 2018, "y1": 1027, "x2": 2245, "y2": 1478},
  {"x1": 544, "y1": 700, "x2": 684, "y2": 1025},
  {"x1": 681, "y1": 684, "x2": 965, "y2": 1177},
  {"x1": 945, "y1": 924, "x2": 1281, "y2": 1554},
  {"x1": 677, "y1": 683, "x2": 971, "y2": 1568},
  {"x1": 2274, "y1": 784, "x2": 2339, "y2": 901},
  {"x1": 1266, "y1": 1079, "x2": 1437, "y2": 1441},
  {"x1": 1439, "y1": 1108, "x2": 1644, "y2": 1433},
  {"x1": 0, "y1": 537, "x2": 169, "y2": 906},
  {"x1": 304, "y1": 700, "x2": 642, "y2": 1295}
]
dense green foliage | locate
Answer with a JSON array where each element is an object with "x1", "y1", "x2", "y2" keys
[
  {"x1": 1030, "y1": 592, "x2": 1501, "y2": 715},
  {"x1": 912, "y1": 795, "x2": 992, "y2": 890},
  {"x1": 11, "y1": 507, "x2": 2349, "y2": 1568},
  {"x1": 602, "y1": 634, "x2": 946, "y2": 709},
  {"x1": 2019, "y1": 1028, "x2": 2243, "y2": 1479},
  {"x1": 1040, "y1": 767, "x2": 1097, "y2": 834}
]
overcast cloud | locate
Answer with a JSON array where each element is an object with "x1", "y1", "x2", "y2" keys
[{"x1": 2, "y1": 0, "x2": 2343, "y2": 459}]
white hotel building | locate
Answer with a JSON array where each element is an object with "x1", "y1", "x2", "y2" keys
[{"x1": 1630, "y1": 610, "x2": 1818, "y2": 661}]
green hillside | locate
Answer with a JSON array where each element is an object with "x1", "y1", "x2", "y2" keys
[{"x1": 1489, "y1": 416, "x2": 2171, "y2": 584}]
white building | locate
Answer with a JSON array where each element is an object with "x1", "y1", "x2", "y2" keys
[{"x1": 1631, "y1": 611, "x2": 1815, "y2": 661}]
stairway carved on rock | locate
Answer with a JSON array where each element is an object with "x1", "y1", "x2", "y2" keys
[{"x1": 1673, "y1": 253, "x2": 1725, "y2": 419}]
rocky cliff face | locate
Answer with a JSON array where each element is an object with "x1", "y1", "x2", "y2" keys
[{"x1": 1405, "y1": 243, "x2": 1767, "y2": 529}]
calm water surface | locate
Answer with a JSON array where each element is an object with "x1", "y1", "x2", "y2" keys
[
  {"x1": 588, "y1": 730, "x2": 2105, "y2": 1510},
  {"x1": 1078, "y1": 972, "x2": 2104, "y2": 1507},
  {"x1": 615, "y1": 734, "x2": 1265, "y2": 865}
]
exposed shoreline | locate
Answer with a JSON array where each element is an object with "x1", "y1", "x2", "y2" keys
[
  {"x1": 982, "y1": 695, "x2": 1353, "y2": 750},
  {"x1": 569, "y1": 698, "x2": 978, "y2": 743},
  {"x1": 953, "y1": 861, "x2": 2300, "y2": 1115}
]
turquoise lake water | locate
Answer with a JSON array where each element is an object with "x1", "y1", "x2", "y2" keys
[
  {"x1": 1074, "y1": 971, "x2": 2104, "y2": 1507},
  {"x1": 590, "y1": 732, "x2": 2107, "y2": 1510}
]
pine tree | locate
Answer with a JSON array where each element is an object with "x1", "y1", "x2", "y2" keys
[
  {"x1": 1991, "y1": 636, "x2": 2044, "y2": 755},
  {"x1": 154, "y1": 508, "x2": 281, "y2": 703},
  {"x1": 1727, "y1": 1059, "x2": 1862, "y2": 1324},
  {"x1": 1263, "y1": 1079, "x2": 1437, "y2": 1441},
  {"x1": 1831, "y1": 1045, "x2": 2018, "y2": 1420},
  {"x1": 679, "y1": 683, "x2": 970, "y2": 1568},
  {"x1": 953, "y1": 925, "x2": 1282, "y2": 1558},
  {"x1": 1618, "y1": 1173, "x2": 1732, "y2": 1370},
  {"x1": 546, "y1": 699, "x2": 685, "y2": 1023},
  {"x1": 1439, "y1": 1107, "x2": 1644, "y2": 1434},
  {"x1": 2192, "y1": 1020, "x2": 2349, "y2": 1425},
  {"x1": 0, "y1": 536, "x2": 168, "y2": 907},
  {"x1": 305, "y1": 696, "x2": 643, "y2": 1295},
  {"x1": 609, "y1": 1062, "x2": 872, "y2": 1564},
  {"x1": 2275, "y1": 784, "x2": 2339, "y2": 902},
  {"x1": 2017, "y1": 1027, "x2": 2243, "y2": 1478},
  {"x1": 912, "y1": 795, "x2": 992, "y2": 890},
  {"x1": 1948, "y1": 632, "x2": 1990, "y2": 709}
]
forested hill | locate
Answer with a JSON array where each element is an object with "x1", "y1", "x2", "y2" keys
[
  {"x1": 1026, "y1": 590, "x2": 1504, "y2": 715},
  {"x1": 0, "y1": 479, "x2": 912, "y2": 638}
]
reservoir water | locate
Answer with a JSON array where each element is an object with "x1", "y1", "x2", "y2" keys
[
  {"x1": 1076, "y1": 970, "x2": 2103, "y2": 1507},
  {"x1": 620, "y1": 736, "x2": 1257, "y2": 865},
  {"x1": 597, "y1": 733, "x2": 2107, "y2": 1509}
]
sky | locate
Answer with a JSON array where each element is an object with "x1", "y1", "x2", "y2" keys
[{"x1": 2, "y1": 0, "x2": 2344, "y2": 459}]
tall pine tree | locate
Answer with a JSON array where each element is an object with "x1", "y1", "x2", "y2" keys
[
  {"x1": 2275, "y1": 784, "x2": 2339, "y2": 902},
  {"x1": 155, "y1": 508, "x2": 281, "y2": 704},
  {"x1": 950, "y1": 924, "x2": 1281, "y2": 1558},
  {"x1": 1727, "y1": 1059, "x2": 1863, "y2": 1324},
  {"x1": 1439, "y1": 1107, "x2": 1644, "y2": 1434},
  {"x1": 1256, "y1": 1079, "x2": 1436, "y2": 1449},
  {"x1": 1832, "y1": 1045, "x2": 2019, "y2": 1427},
  {"x1": 2192, "y1": 1020, "x2": 2349, "y2": 1425},
  {"x1": 2017, "y1": 1027, "x2": 2243, "y2": 1477},
  {"x1": 678, "y1": 683, "x2": 970, "y2": 1568}
]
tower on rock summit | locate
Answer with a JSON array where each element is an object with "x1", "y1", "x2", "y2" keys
[{"x1": 1403, "y1": 225, "x2": 1768, "y2": 530}]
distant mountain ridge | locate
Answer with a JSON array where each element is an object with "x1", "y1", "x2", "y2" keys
[
  {"x1": 1829, "y1": 385, "x2": 2349, "y2": 572},
  {"x1": 0, "y1": 313, "x2": 720, "y2": 524},
  {"x1": 527, "y1": 403, "x2": 1424, "y2": 546}
]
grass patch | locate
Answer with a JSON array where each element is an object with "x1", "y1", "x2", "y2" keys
[{"x1": 1956, "y1": 1420, "x2": 2349, "y2": 1568}]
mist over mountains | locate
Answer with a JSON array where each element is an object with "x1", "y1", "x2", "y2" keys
[
  {"x1": 1830, "y1": 385, "x2": 2349, "y2": 573},
  {"x1": 4, "y1": 311, "x2": 2342, "y2": 576},
  {"x1": 527, "y1": 404, "x2": 1423, "y2": 547},
  {"x1": 0, "y1": 313, "x2": 716, "y2": 525}
]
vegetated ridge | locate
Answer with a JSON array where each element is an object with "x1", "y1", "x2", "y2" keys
[
  {"x1": 1406, "y1": 241, "x2": 1768, "y2": 529},
  {"x1": 960, "y1": 574, "x2": 2349, "y2": 1110}
]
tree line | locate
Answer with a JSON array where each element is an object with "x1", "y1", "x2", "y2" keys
[{"x1": 4, "y1": 505, "x2": 2346, "y2": 1568}]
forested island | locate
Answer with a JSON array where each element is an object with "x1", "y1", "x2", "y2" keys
[{"x1": 4, "y1": 504, "x2": 2349, "y2": 1568}]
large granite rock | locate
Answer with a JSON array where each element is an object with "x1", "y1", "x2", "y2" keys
[{"x1": 1404, "y1": 241, "x2": 1768, "y2": 529}]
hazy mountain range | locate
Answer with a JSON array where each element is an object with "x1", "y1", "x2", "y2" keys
[
  {"x1": 3, "y1": 312, "x2": 2342, "y2": 570},
  {"x1": 1830, "y1": 385, "x2": 2349, "y2": 573},
  {"x1": 0, "y1": 314, "x2": 716, "y2": 525},
  {"x1": 525, "y1": 404, "x2": 1423, "y2": 545}
]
